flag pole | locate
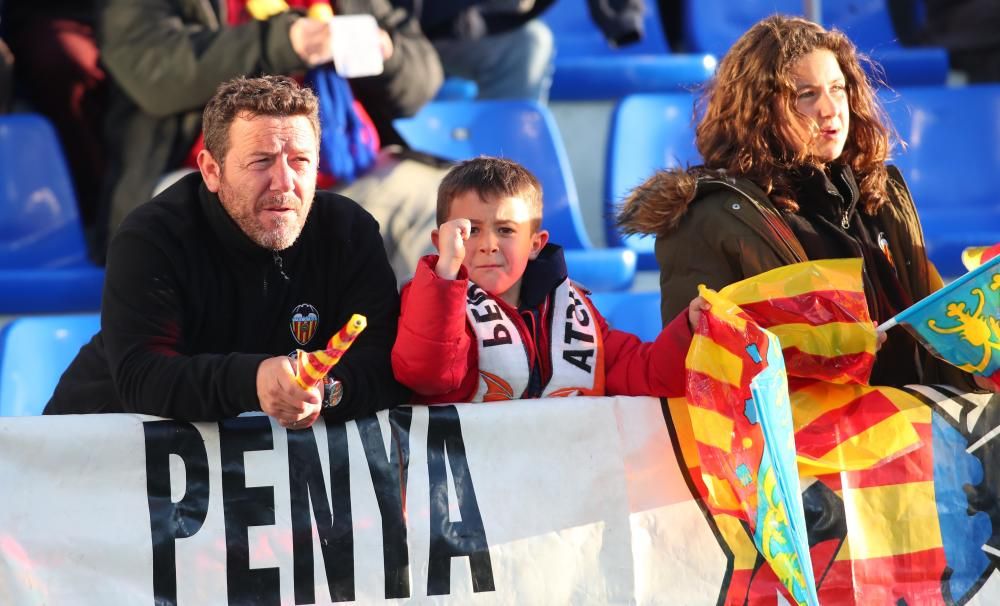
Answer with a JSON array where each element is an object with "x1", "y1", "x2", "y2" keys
[{"x1": 876, "y1": 317, "x2": 898, "y2": 334}]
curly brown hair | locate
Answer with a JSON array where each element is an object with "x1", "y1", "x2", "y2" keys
[
  {"x1": 202, "y1": 75, "x2": 320, "y2": 165},
  {"x1": 696, "y1": 15, "x2": 899, "y2": 214}
]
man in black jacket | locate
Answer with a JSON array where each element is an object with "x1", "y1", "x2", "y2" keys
[{"x1": 46, "y1": 75, "x2": 409, "y2": 428}]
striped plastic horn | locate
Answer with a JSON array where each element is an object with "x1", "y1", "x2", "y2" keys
[{"x1": 294, "y1": 314, "x2": 367, "y2": 389}]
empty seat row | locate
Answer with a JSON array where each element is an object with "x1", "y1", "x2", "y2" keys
[{"x1": 539, "y1": 0, "x2": 948, "y2": 102}]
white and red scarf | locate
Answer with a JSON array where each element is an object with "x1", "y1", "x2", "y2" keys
[{"x1": 465, "y1": 278, "x2": 605, "y2": 402}]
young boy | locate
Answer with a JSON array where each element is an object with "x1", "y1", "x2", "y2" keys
[{"x1": 392, "y1": 156, "x2": 707, "y2": 403}]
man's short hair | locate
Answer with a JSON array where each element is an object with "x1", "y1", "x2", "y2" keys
[
  {"x1": 436, "y1": 156, "x2": 544, "y2": 230},
  {"x1": 202, "y1": 75, "x2": 321, "y2": 164}
]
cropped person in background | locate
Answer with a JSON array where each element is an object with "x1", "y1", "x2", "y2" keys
[
  {"x1": 47, "y1": 76, "x2": 409, "y2": 427},
  {"x1": 410, "y1": 0, "x2": 646, "y2": 103},
  {"x1": 918, "y1": 0, "x2": 1000, "y2": 82},
  {"x1": 617, "y1": 15, "x2": 984, "y2": 391},
  {"x1": 3, "y1": 0, "x2": 106, "y2": 226},
  {"x1": 95, "y1": 0, "x2": 444, "y2": 280}
]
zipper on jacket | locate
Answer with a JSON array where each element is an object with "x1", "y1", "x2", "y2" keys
[
  {"x1": 838, "y1": 170, "x2": 859, "y2": 230},
  {"x1": 263, "y1": 252, "x2": 290, "y2": 296},
  {"x1": 273, "y1": 252, "x2": 290, "y2": 282}
]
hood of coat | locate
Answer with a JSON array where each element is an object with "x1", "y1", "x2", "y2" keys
[{"x1": 616, "y1": 167, "x2": 759, "y2": 237}]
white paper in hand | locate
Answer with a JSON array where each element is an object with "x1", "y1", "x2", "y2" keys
[{"x1": 330, "y1": 14, "x2": 384, "y2": 78}]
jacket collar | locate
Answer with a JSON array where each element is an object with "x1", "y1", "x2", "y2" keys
[{"x1": 518, "y1": 244, "x2": 568, "y2": 310}]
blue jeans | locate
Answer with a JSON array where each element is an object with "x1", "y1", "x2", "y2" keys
[{"x1": 432, "y1": 19, "x2": 555, "y2": 103}]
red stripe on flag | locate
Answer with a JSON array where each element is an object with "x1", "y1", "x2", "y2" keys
[
  {"x1": 738, "y1": 290, "x2": 870, "y2": 328},
  {"x1": 793, "y1": 389, "x2": 902, "y2": 460},
  {"x1": 780, "y1": 348, "x2": 876, "y2": 384},
  {"x1": 687, "y1": 370, "x2": 752, "y2": 417},
  {"x1": 840, "y1": 421, "x2": 934, "y2": 489},
  {"x1": 816, "y1": 548, "x2": 947, "y2": 605}
]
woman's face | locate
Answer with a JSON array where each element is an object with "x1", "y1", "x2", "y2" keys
[{"x1": 787, "y1": 48, "x2": 850, "y2": 163}]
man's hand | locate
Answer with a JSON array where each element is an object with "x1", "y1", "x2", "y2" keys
[
  {"x1": 256, "y1": 356, "x2": 323, "y2": 429},
  {"x1": 687, "y1": 295, "x2": 711, "y2": 332},
  {"x1": 289, "y1": 17, "x2": 334, "y2": 67},
  {"x1": 434, "y1": 218, "x2": 471, "y2": 280}
]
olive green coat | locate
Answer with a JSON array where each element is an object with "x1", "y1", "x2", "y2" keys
[{"x1": 618, "y1": 166, "x2": 974, "y2": 389}]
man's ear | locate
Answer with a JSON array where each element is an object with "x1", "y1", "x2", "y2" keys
[
  {"x1": 197, "y1": 149, "x2": 222, "y2": 193},
  {"x1": 430, "y1": 228, "x2": 441, "y2": 253},
  {"x1": 529, "y1": 229, "x2": 549, "y2": 259}
]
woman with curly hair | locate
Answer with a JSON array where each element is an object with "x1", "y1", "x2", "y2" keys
[{"x1": 617, "y1": 14, "x2": 975, "y2": 389}]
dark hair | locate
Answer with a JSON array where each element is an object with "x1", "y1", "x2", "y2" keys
[
  {"x1": 202, "y1": 75, "x2": 320, "y2": 164},
  {"x1": 696, "y1": 15, "x2": 897, "y2": 214},
  {"x1": 436, "y1": 156, "x2": 544, "y2": 229}
]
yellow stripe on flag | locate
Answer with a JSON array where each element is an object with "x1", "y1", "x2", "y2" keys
[
  {"x1": 702, "y1": 472, "x2": 741, "y2": 510},
  {"x1": 714, "y1": 513, "x2": 760, "y2": 570},
  {"x1": 665, "y1": 397, "x2": 701, "y2": 466},
  {"x1": 795, "y1": 412, "x2": 921, "y2": 475},
  {"x1": 687, "y1": 334, "x2": 744, "y2": 387},
  {"x1": 882, "y1": 388, "x2": 933, "y2": 425},
  {"x1": 770, "y1": 322, "x2": 875, "y2": 357},
  {"x1": 689, "y1": 405, "x2": 735, "y2": 453},
  {"x1": 696, "y1": 286, "x2": 748, "y2": 332},
  {"x1": 718, "y1": 259, "x2": 863, "y2": 303},
  {"x1": 840, "y1": 481, "x2": 942, "y2": 559},
  {"x1": 790, "y1": 382, "x2": 875, "y2": 429}
]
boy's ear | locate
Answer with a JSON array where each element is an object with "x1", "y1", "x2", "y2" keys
[
  {"x1": 430, "y1": 228, "x2": 441, "y2": 253},
  {"x1": 529, "y1": 229, "x2": 549, "y2": 260}
]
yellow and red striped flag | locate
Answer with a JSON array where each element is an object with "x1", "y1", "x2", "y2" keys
[
  {"x1": 294, "y1": 314, "x2": 367, "y2": 390},
  {"x1": 673, "y1": 259, "x2": 946, "y2": 604}
]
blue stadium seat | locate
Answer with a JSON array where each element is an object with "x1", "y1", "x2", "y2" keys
[
  {"x1": 823, "y1": 0, "x2": 948, "y2": 86},
  {"x1": 605, "y1": 92, "x2": 701, "y2": 270},
  {"x1": 542, "y1": 1, "x2": 716, "y2": 100},
  {"x1": 683, "y1": 0, "x2": 946, "y2": 86},
  {"x1": 0, "y1": 313, "x2": 100, "y2": 416},
  {"x1": 881, "y1": 85, "x2": 1000, "y2": 278},
  {"x1": 588, "y1": 290, "x2": 663, "y2": 342},
  {"x1": 0, "y1": 114, "x2": 104, "y2": 313},
  {"x1": 434, "y1": 77, "x2": 478, "y2": 101},
  {"x1": 396, "y1": 99, "x2": 636, "y2": 290}
]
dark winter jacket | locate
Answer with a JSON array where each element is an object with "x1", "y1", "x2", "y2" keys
[
  {"x1": 46, "y1": 172, "x2": 409, "y2": 421},
  {"x1": 618, "y1": 165, "x2": 976, "y2": 389}
]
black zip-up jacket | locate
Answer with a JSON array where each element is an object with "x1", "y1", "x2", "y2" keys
[{"x1": 46, "y1": 172, "x2": 410, "y2": 421}]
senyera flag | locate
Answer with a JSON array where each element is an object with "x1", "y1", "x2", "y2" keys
[
  {"x1": 879, "y1": 254, "x2": 1000, "y2": 389},
  {"x1": 714, "y1": 259, "x2": 877, "y2": 385},
  {"x1": 687, "y1": 286, "x2": 819, "y2": 606}
]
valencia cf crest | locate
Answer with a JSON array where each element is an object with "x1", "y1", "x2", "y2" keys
[{"x1": 290, "y1": 303, "x2": 319, "y2": 346}]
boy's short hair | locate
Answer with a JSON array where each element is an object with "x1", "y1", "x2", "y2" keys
[{"x1": 436, "y1": 156, "x2": 544, "y2": 230}]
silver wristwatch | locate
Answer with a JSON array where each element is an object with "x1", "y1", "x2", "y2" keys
[{"x1": 322, "y1": 377, "x2": 344, "y2": 408}]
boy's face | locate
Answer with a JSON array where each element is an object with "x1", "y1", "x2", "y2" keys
[{"x1": 447, "y1": 190, "x2": 548, "y2": 307}]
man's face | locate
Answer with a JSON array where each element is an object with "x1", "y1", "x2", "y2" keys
[{"x1": 199, "y1": 113, "x2": 318, "y2": 250}]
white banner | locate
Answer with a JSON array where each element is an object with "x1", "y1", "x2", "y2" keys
[
  {"x1": 6, "y1": 392, "x2": 1000, "y2": 605},
  {"x1": 0, "y1": 397, "x2": 728, "y2": 605}
]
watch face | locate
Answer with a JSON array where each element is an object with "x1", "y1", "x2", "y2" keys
[{"x1": 323, "y1": 379, "x2": 343, "y2": 408}]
